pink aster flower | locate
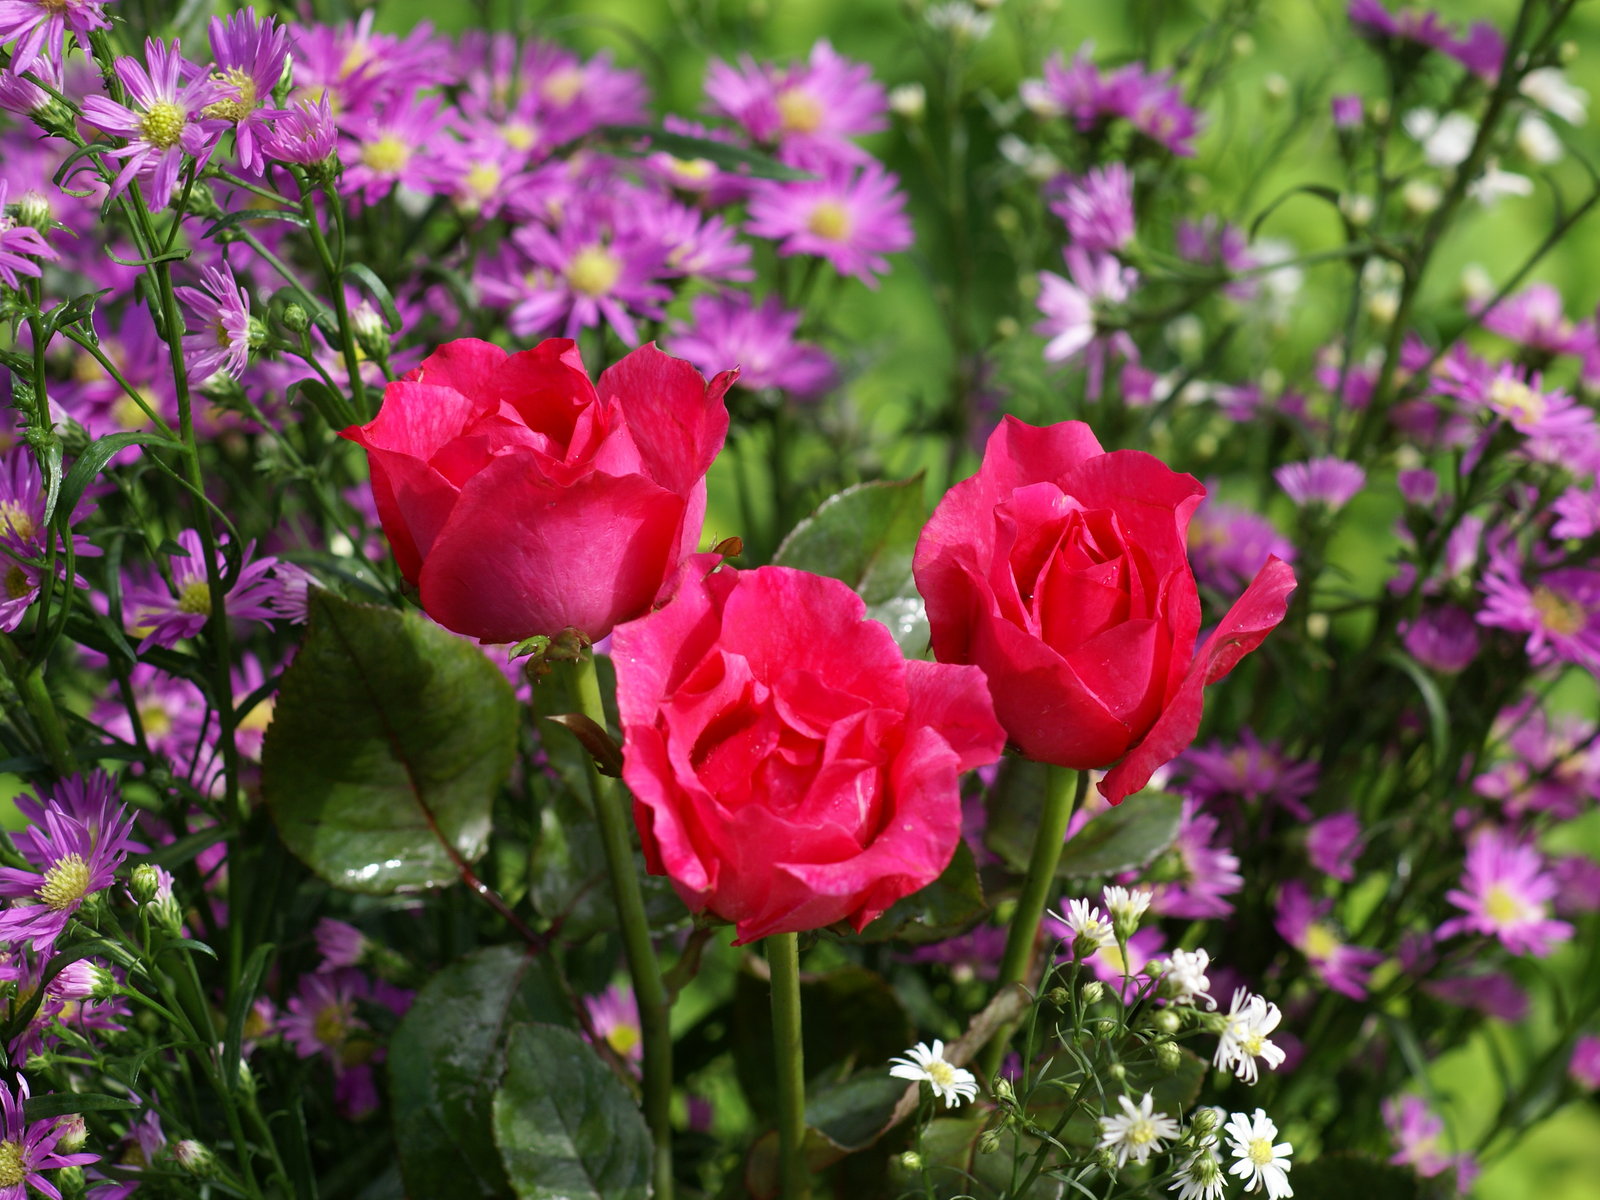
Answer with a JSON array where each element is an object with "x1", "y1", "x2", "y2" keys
[
  {"x1": 705, "y1": 40, "x2": 885, "y2": 168},
  {"x1": 0, "y1": 179, "x2": 56, "y2": 289},
  {"x1": 280, "y1": 968, "x2": 377, "y2": 1065},
  {"x1": 1479, "y1": 282, "x2": 1595, "y2": 358},
  {"x1": 123, "y1": 529, "x2": 281, "y2": 651},
  {"x1": 1348, "y1": 1, "x2": 1455, "y2": 55},
  {"x1": 1143, "y1": 799, "x2": 1244, "y2": 920},
  {"x1": 1275, "y1": 456, "x2": 1366, "y2": 511},
  {"x1": 1552, "y1": 484, "x2": 1600, "y2": 539},
  {"x1": 1439, "y1": 359, "x2": 1600, "y2": 467},
  {"x1": 1383, "y1": 1094, "x2": 1476, "y2": 1185},
  {"x1": 1473, "y1": 698, "x2": 1600, "y2": 821},
  {"x1": 79, "y1": 37, "x2": 225, "y2": 211},
  {"x1": 1180, "y1": 729, "x2": 1319, "y2": 818},
  {"x1": 261, "y1": 94, "x2": 338, "y2": 167},
  {"x1": 635, "y1": 203, "x2": 753, "y2": 283},
  {"x1": 745, "y1": 162, "x2": 912, "y2": 285},
  {"x1": 1274, "y1": 880, "x2": 1383, "y2": 999},
  {"x1": 1401, "y1": 604, "x2": 1480, "y2": 673},
  {"x1": 174, "y1": 262, "x2": 251, "y2": 382},
  {"x1": 0, "y1": 0, "x2": 111, "y2": 76},
  {"x1": 1034, "y1": 246, "x2": 1137, "y2": 363},
  {"x1": 203, "y1": 9, "x2": 291, "y2": 174},
  {"x1": 1022, "y1": 50, "x2": 1201, "y2": 156},
  {"x1": 1189, "y1": 498, "x2": 1296, "y2": 595},
  {"x1": 290, "y1": 11, "x2": 449, "y2": 120},
  {"x1": 1048, "y1": 163, "x2": 1136, "y2": 252},
  {"x1": 1478, "y1": 548, "x2": 1600, "y2": 672},
  {"x1": 1570, "y1": 1035, "x2": 1600, "y2": 1090},
  {"x1": 1439, "y1": 827, "x2": 1573, "y2": 957},
  {"x1": 338, "y1": 94, "x2": 454, "y2": 204},
  {"x1": 584, "y1": 984, "x2": 643, "y2": 1065},
  {"x1": 0, "y1": 1076, "x2": 99, "y2": 1194},
  {"x1": 1307, "y1": 812, "x2": 1362, "y2": 882},
  {"x1": 314, "y1": 918, "x2": 369, "y2": 971},
  {"x1": 0, "y1": 789, "x2": 135, "y2": 951},
  {"x1": 667, "y1": 293, "x2": 835, "y2": 397}
]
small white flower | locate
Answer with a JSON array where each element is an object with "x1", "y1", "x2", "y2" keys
[
  {"x1": 1050, "y1": 897, "x2": 1115, "y2": 952},
  {"x1": 1102, "y1": 885, "x2": 1153, "y2": 930},
  {"x1": 1159, "y1": 948, "x2": 1216, "y2": 1010},
  {"x1": 1170, "y1": 1143, "x2": 1227, "y2": 1200},
  {"x1": 925, "y1": 1, "x2": 994, "y2": 40},
  {"x1": 888, "y1": 1040, "x2": 979, "y2": 1108},
  {"x1": 1213, "y1": 989, "x2": 1287, "y2": 1085},
  {"x1": 1096, "y1": 1092, "x2": 1182, "y2": 1167},
  {"x1": 1224, "y1": 1108, "x2": 1294, "y2": 1197},
  {"x1": 1468, "y1": 161, "x2": 1534, "y2": 205},
  {"x1": 1402, "y1": 108, "x2": 1477, "y2": 167},
  {"x1": 1517, "y1": 114, "x2": 1564, "y2": 165},
  {"x1": 1520, "y1": 67, "x2": 1588, "y2": 126}
]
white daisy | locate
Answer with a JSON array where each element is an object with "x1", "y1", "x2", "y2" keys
[
  {"x1": 1096, "y1": 1092, "x2": 1181, "y2": 1167},
  {"x1": 1102, "y1": 884, "x2": 1153, "y2": 934},
  {"x1": 1224, "y1": 1108, "x2": 1294, "y2": 1197},
  {"x1": 1213, "y1": 988, "x2": 1287, "y2": 1085},
  {"x1": 1402, "y1": 108, "x2": 1477, "y2": 168},
  {"x1": 1050, "y1": 897, "x2": 1115, "y2": 953},
  {"x1": 888, "y1": 1040, "x2": 979, "y2": 1108},
  {"x1": 1170, "y1": 1143, "x2": 1227, "y2": 1200},
  {"x1": 1158, "y1": 948, "x2": 1217, "y2": 1010},
  {"x1": 1520, "y1": 67, "x2": 1588, "y2": 126}
]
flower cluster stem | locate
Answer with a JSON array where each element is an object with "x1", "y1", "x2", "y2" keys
[
  {"x1": 572, "y1": 653, "x2": 674, "y2": 1200},
  {"x1": 983, "y1": 765, "x2": 1087, "y2": 1079},
  {"x1": 767, "y1": 931, "x2": 810, "y2": 1200}
]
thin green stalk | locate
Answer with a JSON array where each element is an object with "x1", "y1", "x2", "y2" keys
[
  {"x1": 0, "y1": 635, "x2": 73, "y2": 775},
  {"x1": 571, "y1": 653, "x2": 674, "y2": 1200},
  {"x1": 982, "y1": 766, "x2": 1088, "y2": 1080},
  {"x1": 767, "y1": 931, "x2": 810, "y2": 1200}
]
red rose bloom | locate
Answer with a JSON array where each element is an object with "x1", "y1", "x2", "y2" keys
[
  {"x1": 613, "y1": 562, "x2": 1006, "y2": 944},
  {"x1": 913, "y1": 416, "x2": 1296, "y2": 804},
  {"x1": 341, "y1": 338, "x2": 734, "y2": 643}
]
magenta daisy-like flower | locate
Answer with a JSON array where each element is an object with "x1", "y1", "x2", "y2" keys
[
  {"x1": 0, "y1": 0, "x2": 111, "y2": 76},
  {"x1": 0, "y1": 790, "x2": 135, "y2": 951},
  {"x1": 1275, "y1": 456, "x2": 1366, "y2": 511},
  {"x1": 1306, "y1": 811, "x2": 1362, "y2": 882},
  {"x1": 1478, "y1": 548, "x2": 1600, "y2": 672},
  {"x1": 338, "y1": 94, "x2": 454, "y2": 204},
  {"x1": 1180, "y1": 728, "x2": 1319, "y2": 817},
  {"x1": 1144, "y1": 799, "x2": 1244, "y2": 919},
  {"x1": 584, "y1": 984, "x2": 643, "y2": 1065},
  {"x1": 79, "y1": 37, "x2": 224, "y2": 211},
  {"x1": 667, "y1": 293, "x2": 835, "y2": 397},
  {"x1": 705, "y1": 40, "x2": 885, "y2": 168},
  {"x1": 124, "y1": 529, "x2": 281, "y2": 651},
  {"x1": 0, "y1": 179, "x2": 56, "y2": 290},
  {"x1": 0, "y1": 1076, "x2": 100, "y2": 1194},
  {"x1": 745, "y1": 162, "x2": 912, "y2": 285},
  {"x1": 1048, "y1": 163, "x2": 1136, "y2": 252},
  {"x1": 1439, "y1": 826, "x2": 1573, "y2": 958},
  {"x1": 173, "y1": 262, "x2": 251, "y2": 382},
  {"x1": 280, "y1": 968, "x2": 373, "y2": 1064},
  {"x1": 203, "y1": 9, "x2": 292, "y2": 174},
  {"x1": 1479, "y1": 282, "x2": 1595, "y2": 358},
  {"x1": 1034, "y1": 247, "x2": 1137, "y2": 363},
  {"x1": 1274, "y1": 880, "x2": 1383, "y2": 999},
  {"x1": 1400, "y1": 604, "x2": 1480, "y2": 673},
  {"x1": 261, "y1": 94, "x2": 338, "y2": 167}
]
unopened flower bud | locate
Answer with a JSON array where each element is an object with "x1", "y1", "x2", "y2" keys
[
  {"x1": 55, "y1": 1165, "x2": 85, "y2": 1197},
  {"x1": 994, "y1": 315, "x2": 1019, "y2": 340},
  {"x1": 1045, "y1": 986, "x2": 1071, "y2": 1008},
  {"x1": 1559, "y1": 39, "x2": 1578, "y2": 64},
  {"x1": 977, "y1": 1127, "x2": 1003, "y2": 1154},
  {"x1": 15, "y1": 190, "x2": 51, "y2": 230},
  {"x1": 281, "y1": 303, "x2": 311, "y2": 333},
  {"x1": 992, "y1": 1076, "x2": 1016, "y2": 1105},
  {"x1": 130, "y1": 863, "x2": 161, "y2": 905},
  {"x1": 1153, "y1": 1041, "x2": 1183, "y2": 1072},
  {"x1": 1107, "y1": 1062, "x2": 1127, "y2": 1083},
  {"x1": 1402, "y1": 179, "x2": 1441, "y2": 217},
  {"x1": 1081, "y1": 980, "x2": 1105, "y2": 1006},
  {"x1": 898, "y1": 1151, "x2": 923, "y2": 1172},
  {"x1": 1149, "y1": 1008, "x2": 1183, "y2": 1035},
  {"x1": 1263, "y1": 74, "x2": 1289, "y2": 104},
  {"x1": 1093, "y1": 1147, "x2": 1120, "y2": 1171},
  {"x1": 55, "y1": 1113, "x2": 88, "y2": 1153},
  {"x1": 1190, "y1": 1106, "x2": 1222, "y2": 1138},
  {"x1": 247, "y1": 315, "x2": 270, "y2": 350},
  {"x1": 888, "y1": 83, "x2": 926, "y2": 121},
  {"x1": 89, "y1": 965, "x2": 120, "y2": 1002},
  {"x1": 1339, "y1": 193, "x2": 1375, "y2": 227},
  {"x1": 171, "y1": 1139, "x2": 217, "y2": 1178}
]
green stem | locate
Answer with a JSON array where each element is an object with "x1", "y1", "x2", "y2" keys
[
  {"x1": 767, "y1": 931, "x2": 810, "y2": 1200},
  {"x1": 982, "y1": 765, "x2": 1087, "y2": 1080},
  {"x1": 0, "y1": 635, "x2": 74, "y2": 775},
  {"x1": 571, "y1": 653, "x2": 674, "y2": 1200}
]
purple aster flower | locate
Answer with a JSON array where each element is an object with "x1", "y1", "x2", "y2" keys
[
  {"x1": 1275, "y1": 456, "x2": 1366, "y2": 511},
  {"x1": 636, "y1": 203, "x2": 753, "y2": 283},
  {"x1": 204, "y1": 9, "x2": 291, "y2": 174},
  {"x1": 1048, "y1": 163, "x2": 1135, "y2": 252},
  {"x1": 1552, "y1": 484, "x2": 1600, "y2": 539},
  {"x1": 0, "y1": 179, "x2": 56, "y2": 289},
  {"x1": 1571, "y1": 1035, "x2": 1600, "y2": 1090},
  {"x1": 123, "y1": 529, "x2": 281, "y2": 651},
  {"x1": 1035, "y1": 246, "x2": 1136, "y2": 363},
  {"x1": 1331, "y1": 93, "x2": 1364, "y2": 128},
  {"x1": 1552, "y1": 854, "x2": 1600, "y2": 917},
  {"x1": 12, "y1": 772, "x2": 145, "y2": 854},
  {"x1": 1021, "y1": 50, "x2": 1201, "y2": 156},
  {"x1": 1445, "y1": 20, "x2": 1504, "y2": 82},
  {"x1": 1348, "y1": 1, "x2": 1455, "y2": 54},
  {"x1": 314, "y1": 918, "x2": 369, "y2": 971},
  {"x1": 280, "y1": 968, "x2": 376, "y2": 1065},
  {"x1": 1188, "y1": 497, "x2": 1296, "y2": 594},
  {"x1": 1401, "y1": 604, "x2": 1480, "y2": 673},
  {"x1": 667, "y1": 293, "x2": 835, "y2": 397},
  {"x1": 1438, "y1": 826, "x2": 1573, "y2": 958},
  {"x1": 91, "y1": 662, "x2": 205, "y2": 762},
  {"x1": 0, "y1": 1076, "x2": 100, "y2": 1194},
  {"x1": 79, "y1": 38, "x2": 225, "y2": 211},
  {"x1": 1307, "y1": 811, "x2": 1362, "y2": 882},
  {"x1": 173, "y1": 262, "x2": 251, "y2": 382},
  {"x1": 1180, "y1": 729, "x2": 1319, "y2": 818},
  {"x1": 1274, "y1": 880, "x2": 1383, "y2": 999},
  {"x1": 1397, "y1": 468, "x2": 1438, "y2": 507},
  {"x1": 1144, "y1": 799, "x2": 1243, "y2": 920},
  {"x1": 1423, "y1": 968, "x2": 1528, "y2": 1020},
  {"x1": 1438, "y1": 359, "x2": 1599, "y2": 467},
  {"x1": 902, "y1": 925, "x2": 1009, "y2": 983},
  {"x1": 745, "y1": 162, "x2": 913, "y2": 285},
  {"x1": 1383, "y1": 1094, "x2": 1477, "y2": 1185},
  {"x1": 705, "y1": 41, "x2": 885, "y2": 168},
  {"x1": 0, "y1": 0, "x2": 111, "y2": 76},
  {"x1": 1472, "y1": 698, "x2": 1600, "y2": 821},
  {"x1": 290, "y1": 12, "x2": 449, "y2": 120},
  {"x1": 261, "y1": 94, "x2": 338, "y2": 167},
  {"x1": 1478, "y1": 282, "x2": 1595, "y2": 358},
  {"x1": 1478, "y1": 548, "x2": 1600, "y2": 672},
  {"x1": 0, "y1": 790, "x2": 135, "y2": 951},
  {"x1": 338, "y1": 94, "x2": 454, "y2": 204},
  {"x1": 1176, "y1": 215, "x2": 1257, "y2": 298},
  {"x1": 584, "y1": 984, "x2": 643, "y2": 1065}
]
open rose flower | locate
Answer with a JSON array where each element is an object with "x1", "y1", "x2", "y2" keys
[
  {"x1": 341, "y1": 339, "x2": 734, "y2": 643},
  {"x1": 913, "y1": 416, "x2": 1295, "y2": 804},
  {"x1": 613, "y1": 561, "x2": 1006, "y2": 943}
]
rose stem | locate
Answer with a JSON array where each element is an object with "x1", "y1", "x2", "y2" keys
[
  {"x1": 981, "y1": 765, "x2": 1089, "y2": 1081},
  {"x1": 572, "y1": 652, "x2": 675, "y2": 1200},
  {"x1": 767, "y1": 931, "x2": 811, "y2": 1200}
]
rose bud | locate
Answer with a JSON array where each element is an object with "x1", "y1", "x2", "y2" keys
[
  {"x1": 913, "y1": 416, "x2": 1295, "y2": 804},
  {"x1": 613, "y1": 561, "x2": 1006, "y2": 944},
  {"x1": 341, "y1": 338, "x2": 735, "y2": 643}
]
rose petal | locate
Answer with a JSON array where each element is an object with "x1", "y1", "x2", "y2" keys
[{"x1": 598, "y1": 343, "x2": 734, "y2": 496}]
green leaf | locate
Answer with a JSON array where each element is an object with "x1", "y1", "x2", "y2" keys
[
  {"x1": 1289, "y1": 1155, "x2": 1419, "y2": 1200},
  {"x1": 1056, "y1": 791, "x2": 1185, "y2": 878},
  {"x1": 847, "y1": 840, "x2": 986, "y2": 945},
  {"x1": 390, "y1": 947, "x2": 575, "y2": 1200},
  {"x1": 492, "y1": 1023, "x2": 651, "y2": 1200},
  {"x1": 598, "y1": 123, "x2": 812, "y2": 181},
  {"x1": 804, "y1": 1071, "x2": 907, "y2": 1151},
  {"x1": 23, "y1": 1093, "x2": 141, "y2": 1120},
  {"x1": 261, "y1": 590, "x2": 517, "y2": 893},
  {"x1": 773, "y1": 475, "x2": 930, "y2": 653},
  {"x1": 51, "y1": 432, "x2": 185, "y2": 530}
]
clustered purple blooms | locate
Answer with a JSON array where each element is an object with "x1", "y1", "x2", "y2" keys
[
  {"x1": 1022, "y1": 48, "x2": 1203, "y2": 156},
  {"x1": 1347, "y1": 0, "x2": 1505, "y2": 80}
]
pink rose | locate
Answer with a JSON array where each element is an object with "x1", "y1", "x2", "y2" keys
[
  {"x1": 613, "y1": 562, "x2": 1006, "y2": 943},
  {"x1": 341, "y1": 338, "x2": 734, "y2": 643},
  {"x1": 913, "y1": 416, "x2": 1296, "y2": 804}
]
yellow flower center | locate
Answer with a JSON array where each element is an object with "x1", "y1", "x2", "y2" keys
[
  {"x1": 566, "y1": 245, "x2": 622, "y2": 298},
  {"x1": 667, "y1": 156, "x2": 715, "y2": 183},
  {"x1": 139, "y1": 101, "x2": 187, "y2": 150},
  {"x1": 465, "y1": 162, "x2": 502, "y2": 200},
  {"x1": 502, "y1": 121, "x2": 538, "y2": 151},
  {"x1": 1487, "y1": 376, "x2": 1547, "y2": 425},
  {"x1": 776, "y1": 87, "x2": 824, "y2": 134},
  {"x1": 925, "y1": 1059, "x2": 956, "y2": 1089},
  {"x1": 203, "y1": 68, "x2": 259, "y2": 123},
  {"x1": 5, "y1": 564, "x2": 31, "y2": 602},
  {"x1": 1532, "y1": 586, "x2": 1586, "y2": 636},
  {"x1": 1484, "y1": 882, "x2": 1532, "y2": 926},
  {"x1": 177, "y1": 578, "x2": 213, "y2": 616},
  {"x1": 542, "y1": 66, "x2": 584, "y2": 107},
  {"x1": 237, "y1": 697, "x2": 275, "y2": 738},
  {"x1": 1302, "y1": 922, "x2": 1342, "y2": 962},
  {"x1": 1248, "y1": 1137, "x2": 1276, "y2": 1166},
  {"x1": 361, "y1": 135, "x2": 412, "y2": 174},
  {"x1": 806, "y1": 200, "x2": 852, "y2": 242},
  {"x1": 112, "y1": 390, "x2": 157, "y2": 431},
  {"x1": 141, "y1": 701, "x2": 173, "y2": 738},
  {"x1": 0, "y1": 1140, "x2": 26, "y2": 1187},
  {"x1": 1241, "y1": 1031, "x2": 1266, "y2": 1057},
  {"x1": 1127, "y1": 1118, "x2": 1159, "y2": 1145},
  {"x1": 314, "y1": 1002, "x2": 348, "y2": 1048},
  {"x1": 39, "y1": 853, "x2": 91, "y2": 911},
  {"x1": 606, "y1": 1023, "x2": 641, "y2": 1058},
  {"x1": 0, "y1": 500, "x2": 36, "y2": 542}
]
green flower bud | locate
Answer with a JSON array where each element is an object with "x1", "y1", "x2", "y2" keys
[
  {"x1": 130, "y1": 863, "x2": 161, "y2": 905},
  {"x1": 1149, "y1": 1008, "x2": 1183, "y2": 1035},
  {"x1": 171, "y1": 1139, "x2": 218, "y2": 1178},
  {"x1": 1153, "y1": 1041, "x2": 1183, "y2": 1072},
  {"x1": 282, "y1": 303, "x2": 311, "y2": 333},
  {"x1": 1081, "y1": 980, "x2": 1105, "y2": 1006},
  {"x1": 1045, "y1": 986, "x2": 1071, "y2": 1008},
  {"x1": 977, "y1": 1128, "x2": 1003, "y2": 1154}
]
